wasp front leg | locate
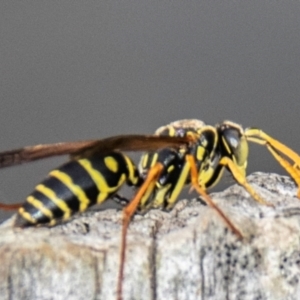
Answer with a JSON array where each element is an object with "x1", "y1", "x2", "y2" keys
[
  {"x1": 186, "y1": 155, "x2": 243, "y2": 239},
  {"x1": 218, "y1": 156, "x2": 272, "y2": 206},
  {"x1": 245, "y1": 128, "x2": 300, "y2": 198}
]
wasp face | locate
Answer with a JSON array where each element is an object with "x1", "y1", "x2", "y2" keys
[{"x1": 218, "y1": 121, "x2": 249, "y2": 174}]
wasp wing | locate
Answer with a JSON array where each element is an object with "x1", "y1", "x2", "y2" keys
[
  {"x1": 0, "y1": 135, "x2": 190, "y2": 168},
  {"x1": 72, "y1": 135, "x2": 190, "y2": 158},
  {"x1": 0, "y1": 140, "x2": 97, "y2": 168}
]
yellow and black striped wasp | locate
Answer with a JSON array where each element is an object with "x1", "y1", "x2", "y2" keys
[{"x1": 0, "y1": 119, "x2": 300, "y2": 300}]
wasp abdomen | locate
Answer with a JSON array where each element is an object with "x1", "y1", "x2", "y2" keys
[{"x1": 15, "y1": 152, "x2": 138, "y2": 227}]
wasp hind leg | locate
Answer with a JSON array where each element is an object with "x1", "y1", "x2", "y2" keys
[{"x1": 117, "y1": 162, "x2": 164, "y2": 300}]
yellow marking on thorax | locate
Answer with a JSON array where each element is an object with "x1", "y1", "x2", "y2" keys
[
  {"x1": 150, "y1": 153, "x2": 159, "y2": 168},
  {"x1": 78, "y1": 159, "x2": 127, "y2": 204},
  {"x1": 26, "y1": 196, "x2": 54, "y2": 219},
  {"x1": 167, "y1": 165, "x2": 175, "y2": 173},
  {"x1": 18, "y1": 207, "x2": 37, "y2": 224},
  {"x1": 196, "y1": 146, "x2": 205, "y2": 161},
  {"x1": 35, "y1": 183, "x2": 72, "y2": 219},
  {"x1": 141, "y1": 154, "x2": 149, "y2": 169},
  {"x1": 168, "y1": 126, "x2": 176, "y2": 136},
  {"x1": 198, "y1": 163, "x2": 214, "y2": 186},
  {"x1": 104, "y1": 156, "x2": 119, "y2": 173}
]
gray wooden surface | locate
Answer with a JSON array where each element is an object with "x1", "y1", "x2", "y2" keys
[{"x1": 1, "y1": 172, "x2": 300, "y2": 300}]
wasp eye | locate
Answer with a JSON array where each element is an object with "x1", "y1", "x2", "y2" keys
[
  {"x1": 220, "y1": 127, "x2": 248, "y2": 167},
  {"x1": 223, "y1": 129, "x2": 240, "y2": 150}
]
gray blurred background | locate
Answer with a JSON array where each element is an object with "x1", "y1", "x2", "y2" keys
[{"x1": 0, "y1": 2, "x2": 300, "y2": 221}]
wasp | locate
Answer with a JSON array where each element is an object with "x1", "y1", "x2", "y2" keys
[{"x1": 0, "y1": 119, "x2": 300, "y2": 300}]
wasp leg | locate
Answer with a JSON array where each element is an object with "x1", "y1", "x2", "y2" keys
[
  {"x1": 246, "y1": 130, "x2": 300, "y2": 197},
  {"x1": 218, "y1": 156, "x2": 272, "y2": 207},
  {"x1": 117, "y1": 163, "x2": 164, "y2": 300},
  {"x1": 245, "y1": 129, "x2": 300, "y2": 168},
  {"x1": 186, "y1": 155, "x2": 243, "y2": 239},
  {"x1": 266, "y1": 145, "x2": 300, "y2": 198},
  {"x1": 0, "y1": 202, "x2": 23, "y2": 211}
]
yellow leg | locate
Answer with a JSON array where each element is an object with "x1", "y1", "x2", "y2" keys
[
  {"x1": 219, "y1": 156, "x2": 272, "y2": 206},
  {"x1": 246, "y1": 130, "x2": 300, "y2": 198},
  {"x1": 186, "y1": 155, "x2": 243, "y2": 239},
  {"x1": 266, "y1": 145, "x2": 300, "y2": 198},
  {"x1": 245, "y1": 129, "x2": 300, "y2": 168},
  {"x1": 247, "y1": 136, "x2": 300, "y2": 179}
]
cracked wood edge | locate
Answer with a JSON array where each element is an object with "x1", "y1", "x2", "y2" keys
[{"x1": 0, "y1": 172, "x2": 300, "y2": 300}]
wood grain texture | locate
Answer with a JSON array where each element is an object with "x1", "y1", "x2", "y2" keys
[{"x1": 0, "y1": 172, "x2": 300, "y2": 300}]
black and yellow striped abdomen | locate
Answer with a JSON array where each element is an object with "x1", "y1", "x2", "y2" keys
[{"x1": 15, "y1": 152, "x2": 140, "y2": 227}]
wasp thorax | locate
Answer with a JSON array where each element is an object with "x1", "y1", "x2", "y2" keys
[{"x1": 155, "y1": 119, "x2": 206, "y2": 137}]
